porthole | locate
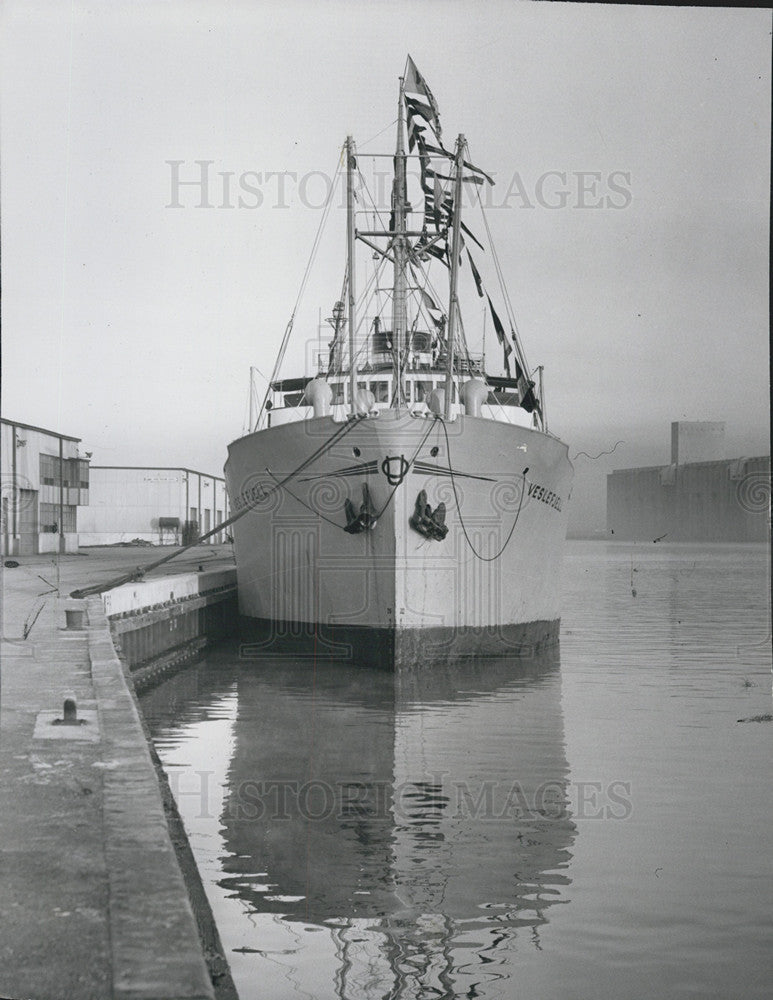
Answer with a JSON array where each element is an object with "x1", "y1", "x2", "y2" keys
[
  {"x1": 353, "y1": 447, "x2": 361, "y2": 457},
  {"x1": 430, "y1": 446, "x2": 439, "y2": 457}
]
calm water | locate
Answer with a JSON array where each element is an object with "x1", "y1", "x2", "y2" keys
[{"x1": 141, "y1": 542, "x2": 772, "y2": 1000}]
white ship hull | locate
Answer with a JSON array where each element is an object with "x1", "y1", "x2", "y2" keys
[{"x1": 225, "y1": 410, "x2": 572, "y2": 668}]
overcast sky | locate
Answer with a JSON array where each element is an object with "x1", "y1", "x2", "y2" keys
[{"x1": 1, "y1": 2, "x2": 769, "y2": 532}]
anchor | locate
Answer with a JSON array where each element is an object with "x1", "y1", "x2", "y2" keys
[
  {"x1": 344, "y1": 483, "x2": 379, "y2": 534},
  {"x1": 409, "y1": 489, "x2": 448, "y2": 541}
]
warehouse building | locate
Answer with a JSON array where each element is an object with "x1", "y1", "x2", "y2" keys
[
  {"x1": 1, "y1": 418, "x2": 90, "y2": 555},
  {"x1": 77, "y1": 466, "x2": 229, "y2": 546},
  {"x1": 607, "y1": 422, "x2": 770, "y2": 542}
]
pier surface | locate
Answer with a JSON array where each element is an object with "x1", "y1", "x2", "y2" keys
[{"x1": 0, "y1": 545, "x2": 235, "y2": 1000}]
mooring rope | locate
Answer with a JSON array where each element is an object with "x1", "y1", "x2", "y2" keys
[
  {"x1": 268, "y1": 414, "x2": 438, "y2": 530},
  {"x1": 69, "y1": 416, "x2": 366, "y2": 598},
  {"x1": 374, "y1": 417, "x2": 438, "y2": 519},
  {"x1": 437, "y1": 416, "x2": 527, "y2": 562}
]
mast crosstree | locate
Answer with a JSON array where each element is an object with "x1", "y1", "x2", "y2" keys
[{"x1": 327, "y1": 62, "x2": 544, "y2": 426}]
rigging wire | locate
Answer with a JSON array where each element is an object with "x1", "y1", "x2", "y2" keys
[
  {"x1": 455, "y1": 308, "x2": 477, "y2": 378},
  {"x1": 357, "y1": 163, "x2": 390, "y2": 229},
  {"x1": 358, "y1": 118, "x2": 399, "y2": 149},
  {"x1": 354, "y1": 157, "x2": 460, "y2": 407},
  {"x1": 255, "y1": 146, "x2": 345, "y2": 429},
  {"x1": 355, "y1": 159, "x2": 417, "y2": 406},
  {"x1": 473, "y1": 178, "x2": 531, "y2": 380},
  {"x1": 324, "y1": 267, "x2": 350, "y2": 381},
  {"x1": 471, "y1": 171, "x2": 545, "y2": 430},
  {"x1": 241, "y1": 388, "x2": 250, "y2": 436},
  {"x1": 347, "y1": 252, "x2": 390, "y2": 376}
]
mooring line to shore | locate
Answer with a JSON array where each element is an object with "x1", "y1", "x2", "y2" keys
[{"x1": 70, "y1": 416, "x2": 365, "y2": 599}]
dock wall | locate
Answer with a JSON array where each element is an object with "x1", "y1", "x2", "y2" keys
[
  {"x1": 95, "y1": 566, "x2": 240, "y2": 996},
  {"x1": 103, "y1": 568, "x2": 238, "y2": 690},
  {"x1": 83, "y1": 594, "x2": 218, "y2": 999},
  {"x1": 1, "y1": 548, "x2": 238, "y2": 1000}
]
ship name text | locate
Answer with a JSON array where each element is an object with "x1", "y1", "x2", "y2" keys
[
  {"x1": 527, "y1": 482, "x2": 563, "y2": 512},
  {"x1": 233, "y1": 483, "x2": 269, "y2": 512}
]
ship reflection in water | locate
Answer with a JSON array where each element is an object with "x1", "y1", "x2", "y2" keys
[{"x1": 143, "y1": 648, "x2": 575, "y2": 999}]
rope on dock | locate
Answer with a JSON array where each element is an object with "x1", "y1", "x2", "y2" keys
[{"x1": 70, "y1": 416, "x2": 365, "y2": 599}]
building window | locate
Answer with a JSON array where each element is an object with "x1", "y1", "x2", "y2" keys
[
  {"x1": 190, "y1": 507, "x2": 198, "y2": 523},
  {"x1": 39, "y1": 503, "x2": 77, "y2": 532},
  {"x1": 39, "y1": 455, "x2": 87, "y2": 488},
  {"x1": 40, "y1": 502, "x2": 57, "y2": 530},
  {"x1": 40, "y1": 454, "x2": 59, "y2": 486}
]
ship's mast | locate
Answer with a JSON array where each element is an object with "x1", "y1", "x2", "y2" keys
[
  {"x1": 346, "y1": 135, "x2": 357, "y2": 413},
  {"x1": 391, "y1": 78, "x2": 408, "y2": 407},
  {"x1": 443, "y1": 135, "x2": 466, "y2": 419}
]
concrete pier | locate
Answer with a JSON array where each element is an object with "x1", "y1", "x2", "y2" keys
[{"x1": 0, "y1": 545, "x2": 237, "y2": 1000}]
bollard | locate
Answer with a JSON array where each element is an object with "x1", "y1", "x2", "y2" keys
[{"x1": 52, "y1": 696, "x2": 86, "y2": 727}]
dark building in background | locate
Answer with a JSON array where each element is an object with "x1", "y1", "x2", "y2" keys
[{"x1": 607, "y1": 422, "x2": 770, "y2": 542}]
